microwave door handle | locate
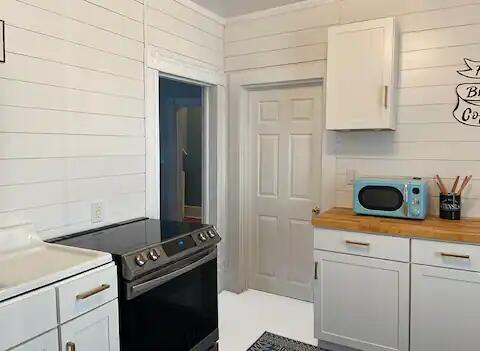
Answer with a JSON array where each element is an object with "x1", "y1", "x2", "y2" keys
[
  {"x1": 403, "y1": 184, "x2": 409, "y2": 217},
  {"x1": 128, "y1": 249, "x2": 217, "y2": 300}
]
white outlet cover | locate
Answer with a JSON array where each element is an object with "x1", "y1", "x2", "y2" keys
[
  {"x1": 346, "y1": 169, "x2": 356, "y2": 185},
  {"x1": 91, "y1": 202, "x2": 104, "y2": 224}
]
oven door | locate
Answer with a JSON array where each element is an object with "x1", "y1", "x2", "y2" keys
[{"x1": 120, "y1": 248, "x2": 218, "y2": 351}]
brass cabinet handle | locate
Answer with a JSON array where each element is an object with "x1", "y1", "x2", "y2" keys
[
  {"x1": 312, "y1": 207, "x2": 320, "y2": 216},
  {"x1": 76, "y1": 284, "x2": 110, "y2": 300},
  {"x1": 345, "y1": 240, "x2": 370, "y2": 247},
  {"x1": 440, "y1": 252, "x2": 470, "y2": 260},
  {"x1": 384, "y1": 85, "x2": 389, "y2": 109},
  {"x1": 66, "y1": 342, "x2": 76, "y2": 351}
]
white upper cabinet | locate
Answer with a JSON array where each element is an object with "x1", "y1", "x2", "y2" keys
[{"x1": 326, "y1": 17, "x2": 397, "y2": 130}]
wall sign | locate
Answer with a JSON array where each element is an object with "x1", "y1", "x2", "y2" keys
[
  {"x1": 0, "y1": 20, "x2": 4, "y2": 63},
  {"x1": 453, "y1": 59, "x2": 480, "y2": 127}
]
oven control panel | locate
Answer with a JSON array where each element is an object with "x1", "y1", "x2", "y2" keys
[{"x1": 122, "y1": 226, "x2": 221, "y2": 280}]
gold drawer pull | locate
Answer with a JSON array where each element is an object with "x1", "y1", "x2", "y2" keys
[
  {"x1": 440, "y1": 253, "x2": 470, "y2": 260},
  {"x1": 345, "y1": 240, "x2": 370, "y2": 247},
  {"x1": 76, "y1": 284, "x2": 110, "y2": 300}
]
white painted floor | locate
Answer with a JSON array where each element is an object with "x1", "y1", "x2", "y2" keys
[{"x1": 218, "y1": 289, "x2": 317, "y2": 351}]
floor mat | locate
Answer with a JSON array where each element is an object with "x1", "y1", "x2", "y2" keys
[{"x1": 247, "y1": 332, "x2": 324, "y2": 351}]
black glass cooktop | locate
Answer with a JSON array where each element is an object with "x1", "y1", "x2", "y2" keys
[{"x1": 54, "y1": 218, "x2": 209, "y2": 256}]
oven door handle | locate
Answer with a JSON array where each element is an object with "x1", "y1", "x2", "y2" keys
[{"x1": 129, "y1": 249, "x2": 217, "y2": 299}]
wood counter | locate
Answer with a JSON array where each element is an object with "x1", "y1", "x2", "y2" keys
[{"x1": 312, "y1": 207, "x2": 480, "y2": 244}]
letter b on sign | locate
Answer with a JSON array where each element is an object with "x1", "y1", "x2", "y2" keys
[{"x1": 467, "y1": 86, "x2": 480, "y2": 98}]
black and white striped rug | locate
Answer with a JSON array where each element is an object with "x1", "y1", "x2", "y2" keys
[{"x1": 247, "y1": 332, "x2": 323, "y2": 351}]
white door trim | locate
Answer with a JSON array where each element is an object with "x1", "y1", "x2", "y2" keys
[
  {"x1": 145, "y1": 69, "x2": 227, "y2": 227},
  {"x1": 145, "y1": 68, "x2": 161, "y2": 219},
  {"x1": 226, "y1": 61, "x2": 337, "y2": 292}
]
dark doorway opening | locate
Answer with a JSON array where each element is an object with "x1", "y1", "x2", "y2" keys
[{"x1": 159, "y1": 77, "x2": 204, "y2": 223}]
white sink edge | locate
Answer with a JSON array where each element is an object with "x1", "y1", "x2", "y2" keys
[{"x1": 0, "y1": 245, "x2": 112, "y2": 303}]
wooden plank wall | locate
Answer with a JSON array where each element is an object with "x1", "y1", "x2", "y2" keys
[
  {"x1": 145, "y1": 0, "x2": 225, "y2": 73},
  {"x1": 225, "y1": 0, "x2": 480, "y2": 217},
  {"x1": 0, "y1": 0, "x2": 224, "y2": 239},
  {"x1": 0, "y1": 0, "x2": 146, "y2": 238}
]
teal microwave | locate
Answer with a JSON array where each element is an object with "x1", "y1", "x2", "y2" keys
[{"x1": 353, "y1": 178, "x2": 428, "y2": 219}]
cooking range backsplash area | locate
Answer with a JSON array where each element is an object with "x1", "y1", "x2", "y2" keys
[{"x1": 334, "y1": 131, "x2": 478, "y2": 217}]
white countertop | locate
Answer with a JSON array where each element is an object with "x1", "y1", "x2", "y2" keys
[{"x1": 0, "y1": 223, "x2": 112, "y2": 302}]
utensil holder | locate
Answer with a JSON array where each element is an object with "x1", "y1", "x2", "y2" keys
[{"x1": 439, "y1": 193, "x2": 461, "y2": 220}]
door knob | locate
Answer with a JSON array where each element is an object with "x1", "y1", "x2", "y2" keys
[{"x1": 312, "y1": 206, "x2": 320, "y2": 215}]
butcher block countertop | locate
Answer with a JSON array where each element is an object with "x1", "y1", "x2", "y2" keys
[{"x1": 312, "y1": 207, "x2": 480, "y2": 244}]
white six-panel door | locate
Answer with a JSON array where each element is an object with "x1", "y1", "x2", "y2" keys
[{"x1": 248, "y1": 85, "x2": 323, "y2": 302}]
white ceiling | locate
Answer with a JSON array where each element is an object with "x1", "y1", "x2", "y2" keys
[{"x1": 191, "y1": 0, "x2": 307, "y2": 17}]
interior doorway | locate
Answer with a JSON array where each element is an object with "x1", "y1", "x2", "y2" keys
[{"x1": 159, "y1": 77, "x2": 205, "y2": 223}]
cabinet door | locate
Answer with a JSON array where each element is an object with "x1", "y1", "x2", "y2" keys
[
  {"x1": 411, "y1": 264, "x2": 480, "y2": 351},
  {"x1": 0, "y1": 286, "x2": 57, "y2": 351},
  {"x1": 326, "y1": 17, "x2": 396, "y2": 130},
  {"x1": 59, "y1": 300, "x2": 119, "y2": 351},
  {"x1": 11, "y1": 330, "x2": 59, "y2": 351},
  {"x1": 314, "y1": 250, "x2": 409, "y2": 351}
]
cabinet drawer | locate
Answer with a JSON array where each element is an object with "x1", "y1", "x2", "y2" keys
[
  {"x1": 412, "y1": 239, "x2": 480, "y2": 272},
  {"x1": 56, "y1": 263, "x2": 117, "y2": 324},
  {"x1": 314, "y1": 228, "x2": 410, "y2": 262},
  {"x1": 0, "y1": 287, "x2": 57, "y2": 351}
]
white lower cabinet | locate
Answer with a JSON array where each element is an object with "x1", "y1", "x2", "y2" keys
[
  {"x1": 314, "y1": 250, "x2": 410, "y2": 351},
  {"x1": 0, "y1": 287, "x2": 57, "y2": 351},
  {"x1": 59, "y1": 300, "x2": 120, "y2": 351},
  {"x1": 1, "y1": 263, "x2": 119, "y2": 351},
  {"x1": 411, "y1": 264, "x2": 480, "y2": 351},
  {"x1": 10, "y1": 330, "x2": 59, "y2": 351}
]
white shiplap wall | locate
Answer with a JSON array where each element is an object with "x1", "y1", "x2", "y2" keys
[
  {"x1": 0, "y1": 0, "x2": 146, "y2": 239},
  {"x1": 225, "y1": 0, "x2": 480, "y2": 217},
  {"x1": 0, "y1": 0, "x2": 225, "y2": 240},
  {"x1": 145, "y1": 0, "x2": 225, "y2": 81}
]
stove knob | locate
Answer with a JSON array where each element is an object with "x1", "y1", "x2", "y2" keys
[
  {"x1": 198, "y1": 232, "x2": 208, "y2": 241},
  {"x1": 135, "y1": 253, "x2": 147, "y2": 267},
  {"x1": 207, "y1": 230, "x2": 216, "y2": 238},
  {"x1": 148, "y1": 248, "x2": 160, "y2": 261}
]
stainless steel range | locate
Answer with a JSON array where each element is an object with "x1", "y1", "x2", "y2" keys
[{"x1": 54, "y1": 218, "x2": 221, "y2": 351}]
